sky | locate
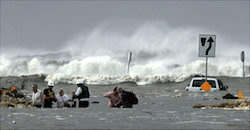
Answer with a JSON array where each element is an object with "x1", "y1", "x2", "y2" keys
[{"x1": 0, "y1": 1, "x2": 249, "y2": 55}]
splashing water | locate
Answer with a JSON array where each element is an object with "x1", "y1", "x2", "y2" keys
[{"x1": 1, "y1": 22, "x2": 249, "y2": 85}]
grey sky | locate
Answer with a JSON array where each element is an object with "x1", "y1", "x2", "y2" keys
[{"x1": 0, "y1": 1, "x2": 249, "y2": 55}]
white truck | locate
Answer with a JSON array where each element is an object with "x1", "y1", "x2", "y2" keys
[{"x1": 185, "y1": 77, "x2": 228, "y2": 92}]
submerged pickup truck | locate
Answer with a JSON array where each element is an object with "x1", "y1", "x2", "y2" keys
[{"x1": 185, "y1": 77, "x2": 228, "y2": 92}]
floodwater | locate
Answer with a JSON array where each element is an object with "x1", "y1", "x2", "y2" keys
[{"x1": 0, "y1": 76, "x2": 250, "y2": 129}]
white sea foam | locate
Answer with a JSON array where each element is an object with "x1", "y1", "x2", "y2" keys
[{"x1": 1, "y1": 22, "x2": 249, "y2": 85}]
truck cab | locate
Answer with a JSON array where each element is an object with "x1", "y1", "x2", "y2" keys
[{"x1": 185, "y1": 77, "x2": 228, "y2": 92}]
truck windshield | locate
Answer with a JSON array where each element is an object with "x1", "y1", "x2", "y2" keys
[{"x1": 192, "y1": 80, "x2": 216, "y2": 88}]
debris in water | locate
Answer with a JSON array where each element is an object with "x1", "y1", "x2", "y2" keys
[
  {"x1": 0, "y1": 95, "x2": 32, "y2": 108},
  {"x1": 91, "y1": 101, "x2": 99, "y2": 104},
  {"x1": 222, "y1": 93, "x2": 238, "y2": 99},
  {"x1": 137, "y1": 94, "x2": 145, "y2": 98},
  {"x1": 193, "y1": 98, "x2": 250, "y2": 110},
  {"x1": 174, "y1": 90, "x2": 180, "y2": 93}
]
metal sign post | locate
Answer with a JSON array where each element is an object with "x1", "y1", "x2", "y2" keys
[
  {"x1": 199, "y1": 34, "x2": 216, "y2": 81},
  {"x1": 241, "y1": 51, "x2": 245, "y2": 77},
  {"x1": 205, "y1": 57, "x2": 208, "y2": 81},
  {"x1": 127, "y1": 52, "x2": 132, "y2": 74}
]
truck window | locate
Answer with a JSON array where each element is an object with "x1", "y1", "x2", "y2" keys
[
  {"x1": 192, "y1": 80, "x2": 204, "y2": 87},
  {"x1": 192, "y1": 80, "x2": 216, "y2": 88},
  {"x1": 207, "y1": 81, "x2": 216, "y2": 88},
  {"x1": 218, "y1": 80, "x2": 223, "y2": 89}
]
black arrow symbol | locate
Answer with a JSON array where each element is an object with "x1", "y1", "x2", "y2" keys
[
  {"x1": 201, "y1": 38, "x2": 206, "y2": 46},
  {"x1": 206, "y1": 37, "x2": 214, "y2": 55}
]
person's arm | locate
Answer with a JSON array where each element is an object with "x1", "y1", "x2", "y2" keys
[
  {"x1": 42, "y1": 94, "x2": 46, "y2": 107},
  {"x1": 64, "y1": 94, "x2": 70, "y2": 102},
  {"x1": 43, "y1": 94, "x2": 50, "y2": 100},
  {"x1": 115, "y1": 94, "x2": 123, "y2": 106},
  {"x1": 43, "y1": 89, "x2": 49, "y2": 99},
  {"x1": 104, "y1": 92, "x2": 112, "y2": 98},
  {"x1": 31, "y1": 93, "x2": 35, "y2": 106},
  {"x1": 55, "y1": 94, "x2": 60, "y2": 107},
  {"x1": 53, "y1": 92, "x2": 57, "y2": 101},
  {"x1": 115, "y1": 99, "x2": 122, "y2": 106},
  {"x1": 43, "y1": 89, "x2": 50, "y2": 107},
  {"x1": 75, "y1": 87, "x2": 82, "y2": 96},
  {"x1": 55, "y1": 94, "x2": 59, "y2": 101},
  {"x1": 73, "y1": 87, "x2": 82, "y2": 99},
  {"x1": 70, "y1": 91, "x2": 75, "y2": 101}
]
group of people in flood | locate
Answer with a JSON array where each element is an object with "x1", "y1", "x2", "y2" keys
[
  {"x1": 31, "y1": 79, "x2": 138, "y2": 108},
  {"x1": 32, "y1": 79, "x2": 90, "y2": 108}
]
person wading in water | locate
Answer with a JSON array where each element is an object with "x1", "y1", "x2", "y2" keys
[
  {"x1": 72, "y1": 79, "x2": 90, "y2": 107},
  {"x1": 43, "y1": 81, "x2": 57, "y2": 108}
]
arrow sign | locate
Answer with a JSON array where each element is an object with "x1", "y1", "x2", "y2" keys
[
  {"x1": 198, "y1": 34, "x2": 216, "y2": 82},
  {"x1": 199, "y1": 34, "x2": 216, "y2": 57},
  {"x1": 206, "y1": 37, "x2": 214, "y2": 55}
]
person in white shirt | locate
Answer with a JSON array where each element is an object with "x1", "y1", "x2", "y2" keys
[
  {"x1": 32, "y1": 84, "x2": 43, "y2": 108},
  {"x1": 72, "y1": 79, "x2": 90, "y2": 108},
  {"x1": 56, "y1": 89, "x2": 70, "y2": 108}
]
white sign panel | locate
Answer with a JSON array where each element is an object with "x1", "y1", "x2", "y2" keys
[{"x1": 199, "y1": 34, "x2": 216, "y2": 57}]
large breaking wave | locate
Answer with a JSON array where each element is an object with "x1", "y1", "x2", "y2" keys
[{"x1": 1, "y1": 22, "x2": 249, "y2": 85}]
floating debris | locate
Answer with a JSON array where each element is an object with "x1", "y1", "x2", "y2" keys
[
  {"x1": 0, "y1": 86, "x2": 31, "y2": 108},
  {"x1": 172, "y1": 92, "x2": 182, "y2": 98},
  {"x1": 174, "y1": 90, "x2": 180, "y2": 93},
  {"x1": 222, "y1": 93, "x2": 238, "y2": 99},
  {"x1": 0, "y1": 95, "x2": 32, "y2": 108},
  {"x1": 91, "y1": 101, "x2": 100, "y2": 104},
  {"x1": 136, "y1": 94, "x2": 145, "y2": 98},
  {"x1": 193, "y1": 98, "x2": 250, "y2": 110}
]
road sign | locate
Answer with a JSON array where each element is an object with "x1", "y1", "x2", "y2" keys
[
  {"x1": 200, "y1": 81, "x2": 211, "y2": 92},
  {"x1": 241, "y1": 51, "x2": 245, "y2": 62},
  {"x1": 199, "y1": 34, "x2": 216, "y2": 57},
  {"x1": 241, "y1": 51, "x2": 245, "y2": 77}
]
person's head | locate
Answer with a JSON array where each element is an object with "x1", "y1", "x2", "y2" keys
[
  {"x1": 32, "y1": 84, "x2": 38, "y2": 92},
  {"x1": 113, "y1": 87, "x2": 118, "y2": 94},
  {"x1": 47, "y1": 81, "x2": 54, "y2": 90},
  {"x1": 59, "y1": 89, "x2": 64, "y2": 96},
  {"x1": 116, "y1": 86, "x2": 123, "y2": 93},
  {"x1": 76, "y1": 79, "x2": 84, "y2": 87}
]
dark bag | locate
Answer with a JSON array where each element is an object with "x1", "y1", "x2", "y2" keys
[
  {"x1": 222, "y1": 93, "x2": 238, "y2": 99},
  {"x1": 122, "y1": 91, "x2": 138, "y2": 105}
]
